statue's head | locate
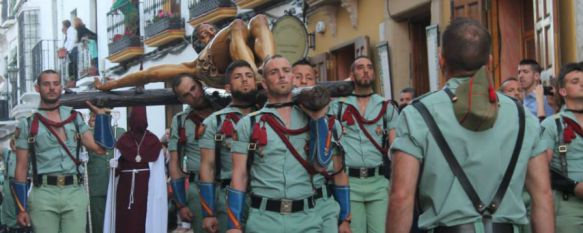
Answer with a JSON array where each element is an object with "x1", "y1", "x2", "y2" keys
[{"x1": 191, "y1": 23, "x2": 217, "y2": 53}]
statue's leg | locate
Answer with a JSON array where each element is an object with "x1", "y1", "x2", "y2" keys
[
  {"x1": 249, "y1": 14, "x2": 275, "y2": 65},
  {"x1": 94, "y1": 62, "x2": 197, "y2": 91},
  {"x1": 228, "y1": 19, "x2": 257, "y2": 72}
]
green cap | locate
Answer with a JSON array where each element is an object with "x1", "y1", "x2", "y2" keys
[{"x1": 453, "y1": 67, "x2": 498, "y2": 131}]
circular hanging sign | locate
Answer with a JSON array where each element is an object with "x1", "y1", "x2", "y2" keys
[{"x1": 272, "y1": 15, "x2": 308, "y2": 64}]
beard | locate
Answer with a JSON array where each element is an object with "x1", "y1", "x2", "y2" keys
[
  {"x1": 232, "y1": 89, "x2": 258, "y2": 103},
  {"x1": 355, "y1": 78, "x2": 373, "y2": 88}
]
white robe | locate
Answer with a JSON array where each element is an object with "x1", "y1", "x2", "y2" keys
[{"x1": 103, "y1": 149, "x2": 168, "y2": 233}]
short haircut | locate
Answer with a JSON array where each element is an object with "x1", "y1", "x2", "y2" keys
[
  {"x1": 519, "y1": 59, "x2": 542, "y2": 74},
  {"x1": 350, "y1": 55, "x2": 372, "y2": 73},
  {"x1": 261, "y1": 54, "x2": 286, "y2": 75},
  {"x1": 498, "y1": 77, "x2": 519, "y2": 91},
  {"x1": 292, "y1": 58, "x2": 314, "y2": 68},
  {"x1": 171, "y1": 73, "x2": 200, "y2": 94},
  {"x1": 62, "y1": 20, "x2": 71, "y2": 28},
  {"x1": 400, "y1": 87, "x2": 416, "y2": 97},
  {"x1": 224, "y1": 60, "x2": 254, "y2": 82},
  {"x1": 442, "y1": 18, "x2": 491, "y2": 73},
  {"x1": 36, "y1": 69, "x2": 60, "y2": 84},
  {"x1": 557, "y1": 63, "x2": 583, "y2": 88}
]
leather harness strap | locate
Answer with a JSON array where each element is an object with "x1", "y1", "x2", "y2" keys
[{"x1": 412, "y1": 97, "x2": 525, "y2": 216}]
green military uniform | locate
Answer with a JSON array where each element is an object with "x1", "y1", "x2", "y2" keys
[
  {"x1": 1, "y1": 148, "x2": 17, "y2": 229},
  {"x1": 540, "y1": 109, "x2": 583, "y2": 233},
  {"x1": 199, "y1": 105, "x2": 244, "y2": 232},
  {"x1": 391, "y1": 78, "x2": 546, "y2": 232},
  {"x1": 16, "y1": 106, "x2": 90, "y2": 233},
  {"x1": 231, "y1": 105, "x2": 323, "y2": 233},
  {"x1": 312, "y1": 126, "x2": 344, "y2": 233},
  {"x1": 328, "y1": 94, "x2": 398, "y2": 233},
  {"x1": 87, "y1": 126, "x2": 125, "y2": 233},
  {"x1": 168, "y1": 107, "x2": 204, "y2": 232}
]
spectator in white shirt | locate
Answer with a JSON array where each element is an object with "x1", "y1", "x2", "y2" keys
[{"x1": 62, "y1": 20, "x2": 78, "y2": 88}]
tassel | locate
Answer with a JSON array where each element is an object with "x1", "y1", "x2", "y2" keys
[
  {"x1": 221, "y1": 120, "x2": 234, "y2": 137},
  {"x1": 251, "y1": 123, "x2": 261, "y2": 142},
  {"x1": 258, "y1": 125, "x2": 267, "y2": 146},
  {"x1": 342, "y1": 109, "x2": 355, "y2": 126},
  {"x1": 488, "y1": 85, "x2": 496, "y2": 103},
  {"x1": 564, "y1": 126, "x2": 576, "y2": 144}
]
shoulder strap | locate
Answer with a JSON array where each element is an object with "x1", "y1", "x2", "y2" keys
[
  {"x1": 246, "y1": 115, "x2": 257, "y2": 190},
  {"x1": 27, "y1": 116, "x2": 39, "y2": 187},
  {"x1": 215, "y1": 114, "x2": 223, "y2": 180},
  {"x1": 412, "y1": 98, "x2": 525, "y2": 215},
  {"x1": 176, "y1": 114, "x2": 185, "y2": 172},
  {"x1": 72, "y1": 111, "x2": 82, "y2": 178},
  {"x1": 554, "y1": 116, "x2": 569, "y2": 175}
]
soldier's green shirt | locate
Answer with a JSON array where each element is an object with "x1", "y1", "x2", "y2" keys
[
  {"x1": 87, "y1": 126, "x2": 125, "y2": 196},
  {"x1": 2, "y1": 148, "x2": 15, "y2": 178},
  {"x1": 231, "y1": 105, "x2": 314, "y2": 200},
  {"x1": 16, "y1": 106, "x2": 89, "y2": 175},
  {"x1": 540, "y1": 108, "x2": 583, "y2": 182},
  {"x1": 390, "y1": 78, "x2": 546, "y2": 229},
  {"x1": 168, "y1": 107, "x2": 203, "y2": 173},
  {"x1": 199, "y1": 105, "x2": 244, "y2": 180},
  {"x1": 328, "y1": 94, "x2": 398, "y2": 168}
]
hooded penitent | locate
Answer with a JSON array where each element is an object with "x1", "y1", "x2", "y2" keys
[
  {"x1": 453, "y1": 67, "x2": 499, "y2": 131},
  {"x1": 116, "y1": 106, "x2": 162, "y2": 162}
]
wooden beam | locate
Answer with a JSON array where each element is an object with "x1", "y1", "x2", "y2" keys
[{"x1": 61, "y1": 81, "x2": 355, "y2": 109}]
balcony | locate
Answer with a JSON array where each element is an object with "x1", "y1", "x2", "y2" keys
[
  {"x1": 77, "y1": 39, "x2": 99, "y2": 78},
  {"x1": 144, "y1": 0, "x2": 185, "y2": 47},
  {"x1": 188, "y1": 0, "x2": 237, "y2": 27},
  {"x1": 31, "y1": 40, "x2": 68, "y2": 84},
  {"x1": 107, "y1": 1, "x2": 144, "y2": 63},
  {"x1": 235, "y1": 0, "x2": 271, "y2": 9}
]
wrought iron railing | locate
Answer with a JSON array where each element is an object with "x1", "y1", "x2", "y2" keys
[
  {"x1": 31, "y1": 40, "x2": 68, "y2": 84},
  {"x1": 77, "y1": 39, "x2": 98, "y2": 78},
  {"x1": 189, "y1": 0, "x2": 235, "y2": 19},
  {"x1": 107, "y1": 1, "x2": 143, "y2": 55},
  {"x1": 144, "y1": 0, "x2": 183, "y2": 38}
]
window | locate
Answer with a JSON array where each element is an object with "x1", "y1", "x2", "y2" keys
[{"x1": 18, "y1": 9, "x2": 40, "y2": 94}]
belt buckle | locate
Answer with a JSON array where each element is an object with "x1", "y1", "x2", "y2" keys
[
  {"x1": 359, "y1": 168, "x2": 368, "y2": 178},
  {"x1": 27, "y1": 137, "x2": 35, "y2": 143},
  {"x1": 248, "y1": 143, "x2": 257, "y2": 151},
  {"x1": 280, "y1": 199, "x2": 292, "y2": 214},
  {"x1": 214, "y1": 134, "x2": 225, "y2": 142},
  {"x1": 57, "y1": 176, "x2": 66, "y2": 187},
  {"x1": 558, "y1": 145, "x2": 568, "y2": 153}
]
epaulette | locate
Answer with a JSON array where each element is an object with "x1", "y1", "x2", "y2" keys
[{"x1": 412, "y1": 90, "x2": 440, "y2": 102}]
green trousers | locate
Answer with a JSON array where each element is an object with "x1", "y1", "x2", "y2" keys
[
  {"x1": 315, "y1": 186, "x2": 340, "y2": 233},
  {"x1": 245, "y1": 200, "x2": 321, "y2": 233},
  {"x1": 1, "y1": 179, "x2": 16, "y2": 228},
  {"x1": 215, "y1": 185, "x2": 228, "y2": 233},
  {"x1": 28, "y1": 184, "x2": 88, "y2": 233},
  {"x1": 554, "y1": 191, "x2": 583, "y2": 233},
  {"x1": 349, "y1": 175, "x2": 389, "y2": 233},
  {"x1": 89, "y1": 195, "x2": 106, "y2": 233},
  {"x1": 187, "y1": 180, "x2": 203, "y2": 232}
]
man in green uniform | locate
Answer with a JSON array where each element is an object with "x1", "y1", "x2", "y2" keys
[
  {"x1": 168, "y1": 73, "x2": 217, "y2": 232},
  {"x1": 198, "y1": 60, "x2": 258, "y2": 233},
  {"x1": 13, "y1": 69, "x2": 114, "y2": 233},
  {"x1": 86, "y1": 112, "x2": 125, "y2": 233},
  {"x1": 387, "y1": 18, "x2": 554, "y2": 233},
  {"x1": 227, "y1": 55, "x2": 351, "y2": 233},
  {"x1": 328, "y1": 56, "x2": 398, "y2": 233},
  {"x1": 292, "y1": 58, "x2": 352, "y2": 233},
  {"x1": 540, "y1": 63, "x2": 583, "y2": 233},
  {"x1": 2, "y1": 137, "x2": 25, "y2": 232}
]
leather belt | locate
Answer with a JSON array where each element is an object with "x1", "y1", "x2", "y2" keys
[
  {"x1": 250, "y1": 195, "x2": 315, "y2": 214},
  {"x1": 315, "y1": 185, "x2": 333, "y2": 199},
  {"x1": 38, "y1": 175, "x2": 82, "y2": 187},
  {"x1": 433, "y1": 222, "x2": 513, "y2": 233},
  {"x1": 347, "y1": 165, "x2": 384, "y2": 178}
]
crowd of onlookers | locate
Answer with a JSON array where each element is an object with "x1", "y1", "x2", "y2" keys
[{"x1": 59, "y1": 18, "x2": 98, "y2": 89}]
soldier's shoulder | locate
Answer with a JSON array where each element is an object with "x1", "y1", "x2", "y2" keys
[{"x1": 414, "y1": 90, "x2": 441, "y2": 102}]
